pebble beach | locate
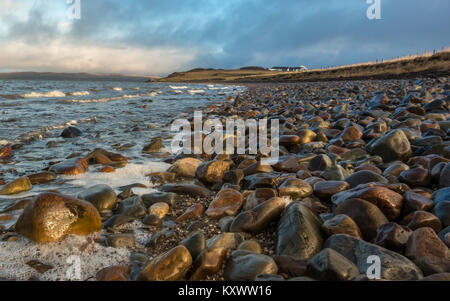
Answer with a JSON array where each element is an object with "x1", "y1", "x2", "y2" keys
[{"x1": 1, "y1": 77, "x2": 449, "y2": 281}]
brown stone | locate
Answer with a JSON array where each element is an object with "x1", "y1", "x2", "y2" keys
[
  {"x1": 244, "y1": 188, "x2": 277, "y2": 211},
  {"x1": 161, "y1": 184, "x2": 212, "y2": 198},
  {"x1": 99, "y1": 166, "x2": 115, "y2": 173},
  {"x1": 335, "y1": 198, "x2": 389, "y2": 242},
  {"x1": 313, "y1": 181, "x2": 350, "y2": 201},
  {"x1": 196, "y1": 160, "x2": 231, "y2": 183},
  {"x1": 273, "y1": 255, "x2": 308, "y2": 277},
  {"x1": 406, "y1": 211, "x2": 442, "y2": 233},
  {"x1": 340, "y1": 126, "x2": 363, "y2": 142},
  {"x1": 403, "y1": 191, "x2": 434, "y2": 214},
  {"x1": 169, "y1": 157, "x2": 203, "y2": 178},
  {"x1": 0, "y1": 144, "x2": 12, "y2": 159},
  {"x1": 93, "y1": 154, "x2": 113, "y2": 165},
  {"x1": 206, "y1": 188, "x2": 244, "y2": 219},
  {"x1": 230, "y1": 197, "x2": 285, "y2": 233},
  {"x1": 321, "y1": 214, "x2": 362, "y2": 239},
  {"x1": 15, "y1": 192, "x2": 102, "y2": 243},
  {"x1": 374, "y1": 222, "x2": 413, "y2": 252},
  {"x1": 400, "y1": 167, "x2": 431, "y2": 187},
  {"x1": 49, "y1": 158, "x2": 89, "y2": 176},
  {"x1": 278, "y1": 178, "x2": 313, "y2": 199},
  {"x1": 279, "y1": 135, "x2": 301, "y2": 147},
  {"x1": 189, "y1": 247, "x2": 227, "y2": 281},
  {"x1": 175, "y1": 203, "x2": 205, "y2": 224},
  {"x1": 405, "y1": 227, "x2": 450, "y2": 276},
  {"x1": 138, "y1": 245, "x2": 192, "y2": 281},
  {"x1": 243, "y1": 162, "x2": 273, "y2": 176}
]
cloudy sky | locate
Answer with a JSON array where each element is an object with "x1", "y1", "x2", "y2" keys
[{"x1": 0, "y1": 0, "x2": 449, "y2": 76}]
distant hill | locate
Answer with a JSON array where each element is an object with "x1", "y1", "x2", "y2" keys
[
  {"x1": 0, "y1": 72, "x2": 157, "y2": 82},
  {"x1": 154, "y1": 49, "x2": 450, "y2": 83}
]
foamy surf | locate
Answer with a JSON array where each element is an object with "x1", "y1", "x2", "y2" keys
[
  {"x1": 68, "y1": 91, "x2": 90, "y2": 96},
  {"x1": 21, "y1": 90, "x2": 66, "y2": 98},
  {"x1": 112, "y1": 87, "x2": 123, "y2": 91},
  {"x1": 188, "y1": 89, "x2": 205, "y2": 94},
  {"x1": 63, "y1": 161, "x2": 171, "y2": 195},
  {"x1": 169, "y1": 85, "x2": 188, "y2": 90}
]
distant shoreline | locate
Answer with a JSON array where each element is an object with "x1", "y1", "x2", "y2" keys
[{"x1": 154, "y1": 49, "x2": 450, "y2": 84}]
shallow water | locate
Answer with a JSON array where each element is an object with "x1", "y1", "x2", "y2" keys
[{"x1": 0, "y1": 80, "x2": 244, "y2": 197}]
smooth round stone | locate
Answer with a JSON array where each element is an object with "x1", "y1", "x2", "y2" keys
[
  {"x1": 279, "y1": 135, "x2": 301, "y2": 146},
  {"x1": 206, "y1": 188, "x2": 244, "y2": 219},
  {"x1": 168, "y1": 157, "x2": 203, "y2": 178},
  {"x1": 96, "y1": 266, "x2": 130, "y2": 281},
  {"x1": 93, "y1": 154, "x2": 113, "y2": 165},
  {"x1": 180, "y1": 231, "x2": 206, "y2": 261},
  {"x1": 244, "y1": 188, "x2": 277, "y2": 211},
  {"x1": 439, "y1": 163, "x2": 450, "y2": 187},
  {"x1": 399, "y1": 167, "x2": 431, "y2": 187},
  {"x1": 0, "y1": 176, "x2": 32, "y2": 195},
  {"x1": 307, "y1": 248, "x2": 360, "y2": 281},
  {"x1": 189, "y1": 247, "x2": 227, "y2": 281},
  {"x1": 149, "y1": 202, "x2": 170, "y2": 219},
  {"x1": 403, "y1": 191, "x2": 434, "y2": 214},
  {"x1": 77, "y1": 184, "x2": 117, "y2": 212},
  {"x1": 297, "y1": 129, "x2": 317, "y2": 144},
  {"x1": 206, "y1": 233, "x2": 244, "y2": 250},
  {"x1": 142, "y1": 137, "x2": 163, "y2": 153},
  {"x1": 223, "y1": 169, "x2": 244, "y2": 186},
  {"x1": 27, "y1": 172, "x2": 57, "y2": 185},
  {"x1": 161, "y1": 184, "x2": 212, "y2": 198},
  {"x1": 116, "y1": 196, "x2": 146, "y2": 218},
  {"x1": 406, "y1": 211, "x2": 442, "y2": 233},
  {"x1": 308, "y1": 154, "x2": 332, "y2": 172},
  {"x1": 230, "y1": 197, "x2": 285, "y2": 233},
  {"x1": 106, "y1": 233, "x2": 136, "y2": 248},
  {"x1": 332, "y1": 186, "x2": 404, "y2": 221},
  {"x1": 238, "y1": 240, "x2": 263, "y2": 254},
  {"x1": 142, "y1": 214, "x2": 162, "y2": 227},
  {"x1": 49, "y1": 158, "x2": 89, "y2": 175},
  {"x1": 15, "y1": 192, "x2": 102, "y2": 243},
  {"x1": 175, "y1": 203, "x2": 205, "y2": 224},
  {"x1": 99, "y1": 166, "x2": 115, "y2": 173},
  {"x1": 243, "y1": 162, "x2": 274, "y2": 176},
  {"x1": 196, "y1": 160, "x2": 231, "y2": 183},
  {"x1": 355, "y1": 164, "x2": 382, "y2": 175},
  {"x1": 321, "y1": 214, "x2": 362, "y2": 239},
  {"x1": 277, "y1": 202, "x2": 323, "y2": 260},
  {"x1": 344, "y1": 171, "x2": 388, "y2": 189},
  {"x1": 434, "y1": 187, "x2": 450, "y2": 205},
  {"x1": 383, "y1": 162, "x2": 410, "y2": 177},
  {"x1": 224, "y1": 251, "x2": 278, "y2": 281},
  {"x1": 313, "y1": 181, "x2": 350, "y2": 201},
  {"x1": 137, "y1": 245, "x2": 192, "y2": 281},
  {"x1": 273, "y1": 156, "x2": 299, "y2": 173},
  {"x1": 278, "y1": 178, "x2": 313, "y2": 199},
  {"x1": 325, "y1": 234, "x2": 423, "y2": 281},
  {"x1": 61, "y1": 126, "x2": 82, "y2": 138},
  {"x1": 405, "y1": 227, "x2": 450, "y2": 276},
  {"x1": 368, "y1": 129, "x2": 412, "y2": 163},
  {"x1": 104, "y1": 215, "x2": 137, "y2": 229},
  {"x1": 335, "y1": 198, "x2": 388, "y2": 242},
  {"x1": 374, "y1": 222, "x2": 413, "y2": 252},
  {"x1": 141, "y1": 192, "x2": 179, "y2": 208},
  {"x1": 218, "y1": 216, "x2": 234, "y2": 232},
  {"x1": 321, "y1": 164, "x2": 350, "y2": 181}
]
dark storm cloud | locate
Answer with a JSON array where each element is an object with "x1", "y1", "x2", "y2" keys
[{"x1": 1, "y1": 0, "x2": 449, "y2": 74}]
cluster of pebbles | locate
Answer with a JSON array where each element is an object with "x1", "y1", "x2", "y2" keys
[{"x1": 0, "y1": 77, "x2": 449, "y2": 281}]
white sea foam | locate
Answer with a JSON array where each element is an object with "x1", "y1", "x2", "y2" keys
[
  {"x1": 63, "y1": 161, "x2": 171, "y2": 195},
  {"x1": 0, "y1": 140, "x2": 9, "y2": 146},
  {"x1": 68, "y1": 91, "x2": 90, "y2": 96},
  {"x1": 0, "y1": 234, "x2": 131, "y2": 281},
  {"x1": 169, "y1": 85, "x2": 188, "y2": 90},
  {"x1": 21, "y1": 90, "x2": 66, "y2": 98},
  {"x1": 112, "y1": 87, "x2": 123, "y2": 91},
  {"x1": 188, "y1": 89, "x2": 205, "y2": 94}
]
